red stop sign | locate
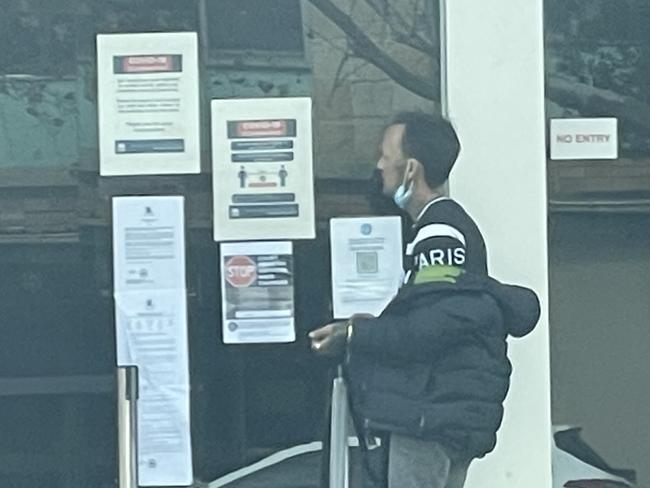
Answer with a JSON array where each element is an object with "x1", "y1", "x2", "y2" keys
[{"x1": 225, "y1": 255, "x2": 257, "y2": 287}]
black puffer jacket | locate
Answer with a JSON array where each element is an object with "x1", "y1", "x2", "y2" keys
[{"x1": 344, "y1": 272, "x2": 540, "y2": 459}]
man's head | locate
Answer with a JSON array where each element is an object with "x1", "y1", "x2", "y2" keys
[{"x1": 376, "y1": 112, "x2": 461, "y2": 202}]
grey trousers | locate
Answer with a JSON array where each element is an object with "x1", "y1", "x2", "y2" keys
[{"x1": 388, "y1": 434, "x2": 471, "y2": 488}]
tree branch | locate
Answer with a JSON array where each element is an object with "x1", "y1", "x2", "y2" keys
[
  {"x1": 363, "y1": 0, "x2": 388, "y2": 17},
  {"x1": 308, "y1": 27, "x2": 352, "y2": 55},
  {"x1": 328, "y1": 53, "x2": 351, "y2": 100},
  {"x1": 547, "y1": 75, "x2": 650, "y2": 131},
  {"x1": 308, "y1": 0, "x2": 649, "y2": 132},
  {"x1": 362, "y1": 0, "x2": 437, "y2": 56},
  {"x1": 391, "y1": 28, "x2": 437, "y2": 57},
  {"x1": 307, "y1": 0, "x2": 438, "y2": 101}
]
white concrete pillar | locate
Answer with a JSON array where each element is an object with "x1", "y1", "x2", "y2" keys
[{"x1": 442, "y1": 1, "x2": 552, "y2": 487}]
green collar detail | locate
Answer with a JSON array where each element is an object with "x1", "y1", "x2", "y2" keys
[{"x1": 413, "y1": 265, "x2": 464, "y2": 284}]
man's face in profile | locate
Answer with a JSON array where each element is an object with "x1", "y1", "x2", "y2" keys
[{"x1": 376, "y1": 124, "x2": 407, "y2": 198}]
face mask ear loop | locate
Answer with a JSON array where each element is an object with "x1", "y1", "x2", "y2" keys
[
  {"x1": 403, "y1": 159, "x2": 417, "y2": 193},
  {"x1": 393, "y1": 164, "x2": 414, "y2": 209}
]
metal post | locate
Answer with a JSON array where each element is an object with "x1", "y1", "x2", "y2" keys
[
  {"x1": 329, "y1": 366, "x2": 350, "y2": 488},
  {"x1": 439, "y1": 0, "x2": 450, "y2": 119},
  {"x1": 117, "y1": 366, "x2": 139, "y2": 488},
  {"x1": 438, "y1": 0, "x2": 451, "y2": 198}
]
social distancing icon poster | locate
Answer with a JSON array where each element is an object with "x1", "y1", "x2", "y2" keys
[{"x1": 211, "y1": 97, "x2": 316, "y2": 241}]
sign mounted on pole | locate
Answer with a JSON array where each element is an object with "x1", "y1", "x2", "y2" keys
[
  {"x1": 220, "y1": 241, "x2": 296, "y2": 344},
  {"x1": 211, "y1": 97, "x2": 315, "y2": 241},
  {"x1": 97, "y1": 32, "x2": 201, "y2": 176}
]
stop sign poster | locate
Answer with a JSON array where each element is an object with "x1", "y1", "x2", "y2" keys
[
  {"x1": 220, "y1": 241, "x2": 295, "y2": 344},
  {"x1": 211, "y1": 97, "x2": 315, "y2": 241}
]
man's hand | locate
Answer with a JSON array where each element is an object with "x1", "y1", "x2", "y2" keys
[
  {"x1": 350, "y1": 313, "x2": 374, "y2": 320},
  {"x1": 308, "y1": 321, "x2": 347, "y2": 356}
]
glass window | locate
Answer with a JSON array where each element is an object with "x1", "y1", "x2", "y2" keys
[
  {"x1": 0, "y1": 1, "x2": 77, "y2": 76},
  {"x1": 304, "y1": 0, "x2": 441, "y2": 179},
  {"x1": 206, "y1": 0, "x2": 304, "y2": 53},
  {"x1": 546, "y1": 0, "x2": 650, "y2": 157}
]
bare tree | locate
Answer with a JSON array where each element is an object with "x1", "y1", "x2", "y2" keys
[
  {"x1": 306, "y1": 0, "x2": 650, "y2": 134},
  {"x1": 307, "y1": 0, "x2": 438, "y2": 101}
]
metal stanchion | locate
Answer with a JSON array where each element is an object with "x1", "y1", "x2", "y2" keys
[
  {"x1": 117, "y1": 366, "x2": 139, "y2": 488},
  {"x1": 329, "y1": 366, "x2": 350, "y2": 488}
]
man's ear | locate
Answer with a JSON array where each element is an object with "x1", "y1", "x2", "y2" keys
[{"x1": 405, "y1": 158, "x2": 421, "y2": 180}]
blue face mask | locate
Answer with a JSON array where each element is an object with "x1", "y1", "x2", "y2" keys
[{"x1": 393, "y1": 181, "x2": 413, "y2": 209}]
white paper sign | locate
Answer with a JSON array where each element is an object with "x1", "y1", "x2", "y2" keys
[
  {"x1": 98, "y1": 32, "x2": 200, "y2": 176},
  {"x1": 112, "y1": 196, "x2": 193, "y2": 486},
  {"x1": 550, "y1": 118, "x2": 618, "y2": 160},
  {"x1": 211, "y1": 98, "x2": 315, "y2": 241},
  {"x1": 330, "y1": 217, "x2": 403, "y2": 319},
  {"x1": 112, "y1": 196, "x2": 186, "y2": 293},
  {"x1": 220, "y1": 241, "x2": 296, "y2": 344},
  {"x1": 114, "y1": 291, "x2": 192, "y2": 486}
]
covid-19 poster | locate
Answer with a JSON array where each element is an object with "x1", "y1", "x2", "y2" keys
[
  {"x1": 211, "y1": 97, "x2": 315, "y2": 241},
  {"x1": 97, "y1": 32, "x2": 200, "y2": 176}
]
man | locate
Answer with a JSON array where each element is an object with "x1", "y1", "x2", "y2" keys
[{"x1": 309, "y1": 112, "x2": 540, "y2": 488}]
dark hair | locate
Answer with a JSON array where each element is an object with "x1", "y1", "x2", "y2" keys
[{"x1": 391, "y1": 111, "x2": 461, "y2": 188}]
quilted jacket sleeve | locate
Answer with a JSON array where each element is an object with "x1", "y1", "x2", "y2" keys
[{"x1": 348, "y1": 292, "x2": 503, "y2": 362}]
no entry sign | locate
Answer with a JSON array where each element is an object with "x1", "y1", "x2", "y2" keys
[
  {"x1": 550, "y1": 118, "x2": 618, "y2": 160},
  {"x1": 225, "y1": 255, "x2": 257, "y2": 287}
]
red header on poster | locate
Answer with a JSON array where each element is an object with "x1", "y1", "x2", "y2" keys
[
  {"x1": 228, "y1": 119, "x2": 297, "y2": 139},
  {"x1": 121, "y1": 55, "x2": 174, "y2": 73}
]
